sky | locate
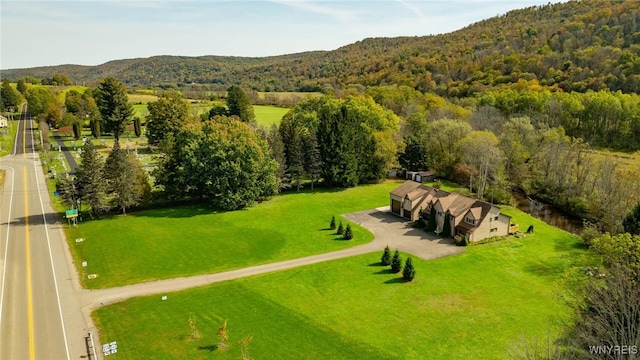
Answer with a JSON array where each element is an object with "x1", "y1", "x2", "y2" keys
[{"x1": 1, "y1": 0, "x2": 556, "y2": 70}]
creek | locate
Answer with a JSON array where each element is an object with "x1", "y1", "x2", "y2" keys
[{"x1": 511, "y1": 192, "x2": 584, "y2": 235}]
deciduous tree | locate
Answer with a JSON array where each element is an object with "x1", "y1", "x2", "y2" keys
[{"x1": 146, "y1": 91, "x2": 189, "y2": 145}]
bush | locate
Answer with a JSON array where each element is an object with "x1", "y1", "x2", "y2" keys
[
  {"x1": 343, "y1": 224, "x2": 353, "y2": 240},
  {"x1": 381, "y1": 245, "x2": 391, "y2": 265},
  {"x1": 403, "y1": 257, "x2": 416, "y2": 281},
  {"x1": 391, "y1": 250, "x2": 402, "y2": 273},
  {"x1": 330, "y1": 216, "x2": 336, "y2": 230},
  {"x1": 337, "y1": 221, "x2": 344, "y2": 235}
]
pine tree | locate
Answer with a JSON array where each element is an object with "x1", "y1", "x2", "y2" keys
[
  {"x1": 226, "y1": 85, "x2": 255, "y2": 122},
  {"x1": 133, "y1": 117, "x2": 142, "y2": 137},
  {"x1": 304, "y1": 130, "x2": 323, "y2": 190},
  {"x1": 95, "y1": 77, "x2": 133, "y2": 143},
  {"x1": 403, "y1": 257, "x2": 416, "y2": 281},
  {"x1": 427, "y1": 205, "x2": 436, "y2": 232},
  {"x1": 343, "y1": 224, "x2": 353, "y2": 240},
  {"x1": 381, "y1": 245, "x2": 391, "y2": 265},
  {"x1": 76, "y1": 140, "x2": 107, "y2": 216},
  {"x1": 267, "y1": 124, "x2": 290, "y2": 191},
  {"x1": 443, "y1": 211, "x2": 451, "y2": 237},
  {"x1": 72, "y1": 121, "x2": 82, "y2": 140},
  {"x1": 330, "y1": 216, "x2": 336, "y2": 230},
  {"x1": 90, "y1": 119, "x2": 101, "y2": 139},
  {"x1": 104, "y1": 142, "x2": 142, "y2": 215},
  {"x1": 391, "y1": 250, "x2": 402, "y2": 273},
  {"x1": 337, "y1": 221, "x2": 344, "y2": 235}
]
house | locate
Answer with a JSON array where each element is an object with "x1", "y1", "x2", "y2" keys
[
  {"x1": 389, "y1": 180, "x2": 512, "y2": 242},
  {"x1": 405, "y1": 170, "x2": 436, "y2": 183},
  {"x1": 0, "y1": 115, "x2": 7, "y2": 128}
]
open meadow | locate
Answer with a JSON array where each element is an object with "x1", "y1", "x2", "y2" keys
[
  {"x1": 66, "y1": 180, "x2": 404, "y2": 289},
  {"x1": 93, "y1": 207, "x2": 590, "y2": 359}
]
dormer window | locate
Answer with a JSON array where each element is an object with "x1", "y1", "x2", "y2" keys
[{"x1": 466, "y1": 217, "x2": 475, "y2": 225}]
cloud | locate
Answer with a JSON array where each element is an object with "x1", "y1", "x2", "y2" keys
[{"x1": 269, "y1": 0, "x2": 357, "y2": 23}]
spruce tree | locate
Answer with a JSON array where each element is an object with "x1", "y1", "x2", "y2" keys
[
  {"x1": 133, "y1": 117, "x2": 142, "y2": 137},
  {"x1": 76, "y1": 140, "x2": 107, "y2": 216},
  {"x1": 403, "y1": 257, "x2": 416, "y2": 281},
  {"x1": 381, "y1": 245, "x2": 391, "y2": 266},
  {"x1": 427, "y1": 205, "x2": 436, "y2": 232},
  {"x1": 90, "y1": 119, "x2": 101, "y2": 139},
  {"x1": 391, "y1": 250, "x2": 402, "y2": 273},
  {"x1": 330, "y1": 216, "x2": 336, "y2": 230},
  {"x1": 337, "y1": 221, "x2": 344, "y2": 235},
  {"x1": 343, "y1": 224, "x2": 353, "y2": 240},
  {"x1": 95, "y1": 77, "x2": 133, "y2": 143}
]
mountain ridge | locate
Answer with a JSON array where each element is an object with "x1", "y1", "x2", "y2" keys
[{"x1": 2, "y1": 0, "x2": 639, "y2": 95}]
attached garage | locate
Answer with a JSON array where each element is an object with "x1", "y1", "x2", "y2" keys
[{"x1": 391, "y1": 199, "x2": 401, "y2": 215}]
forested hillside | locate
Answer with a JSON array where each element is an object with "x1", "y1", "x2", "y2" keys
[{"x1": 2, "y1": 0, "x2": 639, "y2": 95}]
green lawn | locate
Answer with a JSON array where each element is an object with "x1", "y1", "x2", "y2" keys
[
  {"x1": 0, "y1": 119, "x2": 18, "y2": 157},
  {"x1": 94, "y1": 207, "x2": 590, "y2": 359},
  {"x1": 254, "y1": 105, "x2": 289, "y2": 128},
  {"x1": 67, "y1": 180, "x2": 403, "y2": 288}
]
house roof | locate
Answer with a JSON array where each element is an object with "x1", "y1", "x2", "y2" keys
[
  {"x1": 390, "y1": 180, "x2": 510, "y2": 230},
  {"x1": 389, "y1": 180, "x2": 422, "y2": 198},
  {"x1": 455, "y1": 221, "x2": 478, "y2": 233}
]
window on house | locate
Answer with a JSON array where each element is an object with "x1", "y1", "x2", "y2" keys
[
  {"x1": 494, "y1": 216, "x2": 499, "y2": 221},
  {"x1": 490, "y1": 228, "x2": 497, "y2": 232},
  {"x1": 404, "y1": 198, "x2": 411, "y2": 208},
  {"x1": 466, "y1": 217, "x2": 475, "y2": 225},
  {"x1": 438, "y1": 211, "x2": 442, "y2": 216}
]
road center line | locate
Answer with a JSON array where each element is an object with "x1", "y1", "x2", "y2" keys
[{"x1": 24, "y1": 167, "x2": 35, "y2": 360}]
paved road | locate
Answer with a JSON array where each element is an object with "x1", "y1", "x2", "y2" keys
[
  {"x1": 0, "y1": 110, "x2": 92, "y2": 359},
  {"x1": 0, "y1": 110, "x2": 463, "y2": 359}
]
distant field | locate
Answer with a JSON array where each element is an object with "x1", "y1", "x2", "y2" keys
[
  {"x1": 128, "y1": 93, "x2": 158, "y2": 104},
  {"x1": 93, "y1": 206, "x2": 589, "y2": 359},
  {"x1": 254, "y1": 105, "x2": 289, "y2": 127},
  {"x1": 66, "y1": 180, "x2": 404, "y2": 289}
]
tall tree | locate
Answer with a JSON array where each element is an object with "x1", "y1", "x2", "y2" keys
[
  {"x1": 0, "y1": 80, "x2": 21, "y2": 112},
  {"x1": 76, "y1": 140, "x2": 107, "y2": 216},
  {"x1": 104, "y1": 142, "x2": 141, "y2": 215},
  {"x1": 226, "y1": 85, "x2": 255, "y2": 122},
  {"x1": 24, "y1": 87, "x2": 53, "y2": 117},
  {"x1": 266, "y1": 124, "x2": 290, "y2": 191},
  {"x1": 155, "y1": 116, "x2": 278, "y2": 210},
  {"x1": 303, "y1": 130, "x2": 323, "y2": 190},
  {"x1": 16, "y1": 79, "x2": 26, "y2": 95},
  {"x1": 95, "y1": 77, "x2": 133, "y2": 143},
  {"x1": 146, "y1": 90, "x2": 190, "y2": 146}
]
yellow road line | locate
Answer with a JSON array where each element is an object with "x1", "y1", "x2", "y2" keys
[{"x1": 22, "y1": 115, "x2": 35, "y2": 359}]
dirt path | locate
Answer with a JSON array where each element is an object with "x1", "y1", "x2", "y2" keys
[{"x1": 74, "y1": 207, "x2": 464, "y2": 353}]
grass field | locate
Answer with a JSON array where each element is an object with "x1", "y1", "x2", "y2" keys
[
  {"x1": 254, "y1": 105, "x2": 289, "y2": 128},
  {"x1": 0, "y1": 119, "x2": 18, "y2": 157},
  {"x1": 67, "y1": 180, "x2": 404, "y2": 289},
  {"x1": 93, "y1": 207, "x2": 590, "y2": 359}
]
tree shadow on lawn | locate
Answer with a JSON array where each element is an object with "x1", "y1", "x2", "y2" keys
[
  {"x1": 384, "y1": 277, "x2": 406, "y2": 284},
  {"x1": 197, "y1": 344, "x2": 218, "y2": 352},
  {"x1": 367, "y1": 262, "x2": 385, "y2": 267},
  {"x1": 374, "y1": 268, "x2": 395, "y2": 275}
]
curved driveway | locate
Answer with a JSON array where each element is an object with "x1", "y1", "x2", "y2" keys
[{"x1": 78, "y1": 207, "x2": 464, "y2": 317}]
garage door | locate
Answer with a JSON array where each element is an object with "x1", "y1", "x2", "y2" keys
[{"x1": 391, "y1": 199, "x2": 401, "y2": 215}]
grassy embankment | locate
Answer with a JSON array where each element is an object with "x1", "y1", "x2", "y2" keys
[
  {"x1": 66, "y1": 180, "x2": 404, "y2": 289},
  {"x1": 93, "y1": 206, "x2": 590, "y2": 359},
  {"x1": 0, "y1": 118, "x2": 18, "y2": 157}
]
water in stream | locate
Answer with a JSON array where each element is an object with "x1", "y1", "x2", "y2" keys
[{"x1": 511, "y1": 192, "x2": 584, "y2": 235}]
